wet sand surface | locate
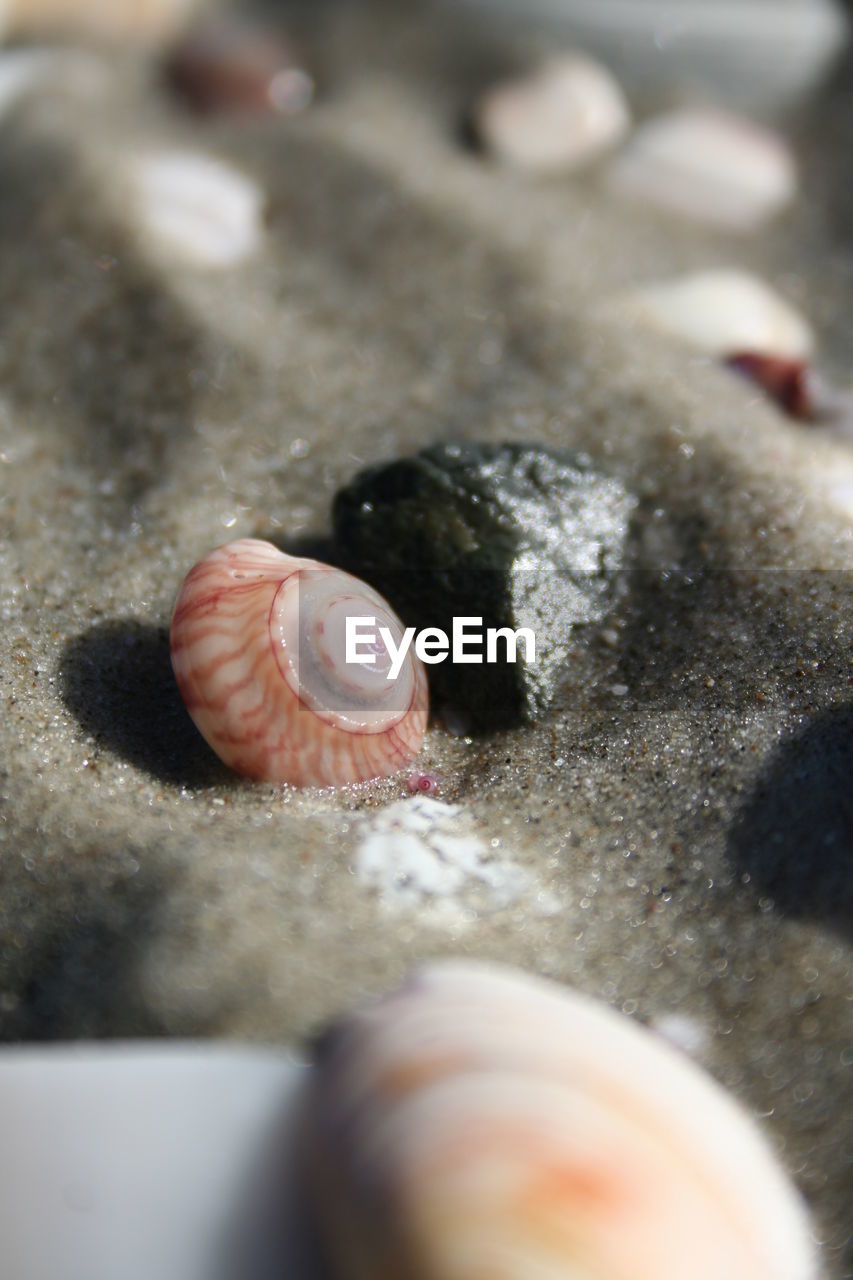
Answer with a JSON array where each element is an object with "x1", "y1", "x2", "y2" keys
[{"x1": 0, "y1": 1, "x2": 850, "y2": 1269}]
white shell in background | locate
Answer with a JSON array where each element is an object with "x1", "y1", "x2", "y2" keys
[
  {"x1": 620, "y1": 269, "x2": 814, "y2": 359},
  {"x1": 355, "y1": 795, "x2": 560, "y2": 924},
  {"x1": 130, "y1": 150, "x2": 264, "y2": 269},
  {"x1": 442, "y1": 0, "x2": 848, "y2": 114},
  {"x1": 304, "y1": 960, "x2": 817, "y2": 1280},
  {"x1": 609, "y1": 108, "x2": 797, "y2": 231},
  {"x1": 474, "y1": 54, "x2": 630, "y2": 173}
]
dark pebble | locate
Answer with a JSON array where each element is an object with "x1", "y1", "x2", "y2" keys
[
  {"x1": 165, "y1": 19, "x2": 313, "y2": 118},
  {"x1": 726, "y1": 351, "x2": 814, "y2": 421},
  {"x1": 333, "y1": 442, "x2": 634, "y2": 732}
]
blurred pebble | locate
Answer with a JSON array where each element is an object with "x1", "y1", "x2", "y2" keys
[
  {"x1": 130, "y1": 150, "x2": 264, "y2": 268},
  {"x1": 473, "y1": 54, "x2": 630, "y2": 173},
  {"x1": 165, "y1": 17, "x2": 314, "y2": 117},
  {"x1": 620, "y1": 270, "x2": 813, "y2": 360},
  {"x1": 0, "y1": 0, "x2": 205, "y2": 46},
  {"x1": 726, "y1": 352, "x2": 814, "y2": 421},
  {"x1": 609, "y1": 108, "x2": 796, "y2": 231}
]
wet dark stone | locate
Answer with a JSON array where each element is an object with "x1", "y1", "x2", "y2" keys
[{"x1": 332, "y1": 442, "x2": 634, "y2": 731}]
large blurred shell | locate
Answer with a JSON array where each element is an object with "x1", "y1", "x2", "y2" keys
[
  {"x1": 170, "y1": 538, "x2": 428, "y2": 786},
  {"x1": 303, "y1": 961, "x2": 816, "y2": 1280}
]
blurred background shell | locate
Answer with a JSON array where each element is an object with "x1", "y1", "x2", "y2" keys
[{"x1": 443, "y1": 0, "x2": 848, "y2": 113}]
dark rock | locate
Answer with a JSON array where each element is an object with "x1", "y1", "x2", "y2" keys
[{"x1": 332, "y1": 442, "x2": 634, "y2": 731}]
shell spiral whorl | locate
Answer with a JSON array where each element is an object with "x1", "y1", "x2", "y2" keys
[
  {"x1": 302, "y1": 961, "x2": 816, "y2": 1280},
  {"x1": 170, "y1": 539, "x2": 428, "y2": 786}
]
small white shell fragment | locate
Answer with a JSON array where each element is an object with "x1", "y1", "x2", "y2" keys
[
  {"x1": 130, "y1": 150, "x2": 264, "y2": 269},
  {"x1": 621, "y1": 269, "x2": 814, "y2": 359},
  {"x1": 305, "y1": 960, "x2": 818, "y2": 1280},
  {"x1": 609, "y1": 108, "x2": 797, "y2": 231},
  {"x1": 474, "y1": 54, "x2": 630, "y2": 173},
  {"x1": 356, "y1": 796, "x2": 559, "y2": 924}
]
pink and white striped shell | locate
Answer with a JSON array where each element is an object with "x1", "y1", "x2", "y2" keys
[
  {"x1": 170, "y1": 538, "x2": 428, "y2": 786},
  {"x1": 303, "y1": 961, "x2": 816, "y2": 1280}
]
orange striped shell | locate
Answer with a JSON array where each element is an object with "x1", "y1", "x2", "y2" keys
[
  {"x1": 170, "y1": 539, "x2": 428, "y2": 786},
  {"x1": 303, "y1": 961, "x2": 816, "y2": 1280}
]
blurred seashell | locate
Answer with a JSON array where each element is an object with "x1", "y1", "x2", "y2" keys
[
  {"x1": 130, "y1": 150, "x2": 264, "y2": 268},
  {"x1": 609, "y1": 108, "x2": 796, "y2": 231},
  {"x1": 0, "y1": 0, "x2": 204, "y2": 46},
  {"x1": 165, "y1": 17, "x2": 314, "y2": 117},
  {"x1": 726, "y1": 352, "x2": 814, "y2": 420},
  {"x1": 620, "y1": 269, "x2": 813, "y2": 359},
  {"x1": 170, "y1": 539, "x2": 428, "y2": 787},
  {"x1": 443, "y1": 0, "x2": 848, "y2": 115},
  {"x1": 473, "y1": 54, "x2": 630, "y2": 173},
  {"x1": 304, "y1": 960, "x2": 816, "y2": 1280}
]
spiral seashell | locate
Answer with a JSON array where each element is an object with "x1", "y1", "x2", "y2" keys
[
  {"x1": 302, "y1": 961, "x2": 816, "y2": 1280},
  {"x1": 170, "y1": 539, "x2": 428, "y2": 786}
]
